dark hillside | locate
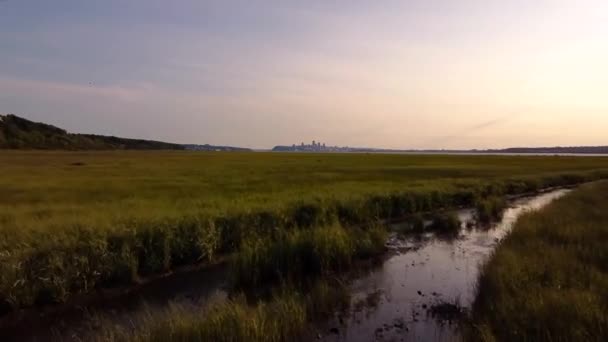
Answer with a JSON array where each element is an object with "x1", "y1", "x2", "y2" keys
[{"x1": 0, "y1": 114, "x2": 184, "y2": 150}]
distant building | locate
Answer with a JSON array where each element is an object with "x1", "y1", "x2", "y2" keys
[{"x1": 271, "y1": 140, "x2": 357, "y2": 152}]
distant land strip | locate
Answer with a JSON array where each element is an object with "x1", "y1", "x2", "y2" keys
[
  {"x1": 0, "y1": 114, "x2": 250, "y2": 151},
  {"x1": 272, "y1": 143, "x2": 608, "y2": 154}
]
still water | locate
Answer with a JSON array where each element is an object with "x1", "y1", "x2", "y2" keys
[{"x1": 318, "y1": 189, "x2": 569, "y2": 342}]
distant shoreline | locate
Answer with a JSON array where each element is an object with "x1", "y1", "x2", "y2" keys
[
  {"x1": 271, "y1": 144, "x2": 608, "y2": 155},
  {"x1": 261, "y1": 150, "x2": 608, "y2": 156}
]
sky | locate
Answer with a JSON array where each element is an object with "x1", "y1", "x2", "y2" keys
[{"x1": 1, "y1": 0, "x2": 607, "y2": 149}]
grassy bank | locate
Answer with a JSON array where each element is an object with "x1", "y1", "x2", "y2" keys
[
  {"x1": 95, "y1": 281, "x2": 350, "y2": 342},
  {"x1": 100, "y1": 293, "x2": 309, "y2": 342},
  {"x1": 472, "y1": 181, "x2": 608, "y2": 341},
  {"x1": 2, "y1": 152, "x2": 608, "y2": 312}
]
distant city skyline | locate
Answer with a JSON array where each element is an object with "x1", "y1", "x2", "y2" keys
[{"x1": 1, "y1": 1, "x2": 608, "y2": 149}]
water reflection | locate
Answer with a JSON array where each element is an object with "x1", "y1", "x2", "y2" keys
[{"x1": 319, "y1": 189, "x2": 569, "y2": 342}]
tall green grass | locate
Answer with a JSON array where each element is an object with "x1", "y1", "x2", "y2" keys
[
  {"x1": 231, "y1": 223, "x2": 387, "y2": 288},
  {"x1": 1, "y1": 152, "x2": 608, "y2": 312},
  {"x1": 471, "y1": 181, "x2": 608, "y2": 341}
]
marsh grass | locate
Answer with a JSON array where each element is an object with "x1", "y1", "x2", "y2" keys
[
  {"x1": 1, "y1": 152, "x2": 608, "y2": 311},
  {"x1": 95, "y1": 280, "x2": 350, "y2": 342},
  {"x1": 429, "y1": 211, "x2": 461, "y2": 235},
  {"x1": 471, "y1": 181, "x2": 608, "y2": 341},
  {"x1": 475, "y1": 196, "x2": 507, "y2": 225},
  {"x1": 100, "y1": 293, "x2": 307, "y2": 342},
  {"x1": 231, "y1": 223, "x2": 387, "y2": 288}
]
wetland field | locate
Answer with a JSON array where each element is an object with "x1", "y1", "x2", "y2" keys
[{"x1": 1, "y1": 151, "x2": 608, "y2": 341}]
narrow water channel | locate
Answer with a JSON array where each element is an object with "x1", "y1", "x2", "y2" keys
[
  {"x1": 1, "y1": 189, "x2": 568, "y2": 342},
  {"x1": 318, "y1": 189, "x2": 569, "y2": 342}
]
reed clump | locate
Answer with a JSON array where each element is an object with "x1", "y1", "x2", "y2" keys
[
  {"x1": 475, "y1": 196, "x2": 507, "y2": 224},
  {"x1": 429, "y1": 211, "x2": 461, "y2": 235},
  {"x1": 231, "y1": 223, "x2": 387, "y2": 288}
]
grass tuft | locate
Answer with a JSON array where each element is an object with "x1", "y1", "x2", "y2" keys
[
  {"x1": 475, "y1": 196, "x2": 507, "y2": 224},
  {"x1": 429, "y1": 211, "x2": 461, "y2": 235}
]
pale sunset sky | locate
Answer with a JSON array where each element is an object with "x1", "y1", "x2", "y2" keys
[{"x1": 1, "y1": 1, "x2": 607, "y2": 149}]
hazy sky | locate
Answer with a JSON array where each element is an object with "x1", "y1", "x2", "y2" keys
[{"x1": 1, "y1": 1, "x2": 607, "y2": 149}]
